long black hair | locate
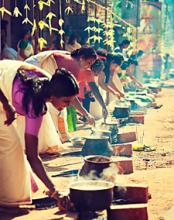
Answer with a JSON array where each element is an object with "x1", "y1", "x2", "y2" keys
[
  {"x1": 17, "y1": 68, "x2": 79, "y2": 117},
  {"x1": 71, "y1": 47, "x2": 97, "y2": 60},
  {"x1": 104, "y1": 53, "x2": 124, "y2": 83},
  {"x1": 91, "y1": 58, "x2": 105, "y2": 74}
]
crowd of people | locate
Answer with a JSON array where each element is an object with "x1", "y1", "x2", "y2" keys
[{"x1": 0, "y1": 19, "x2": 173, "y2": 211}]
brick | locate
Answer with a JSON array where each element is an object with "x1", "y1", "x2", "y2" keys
[
  {"x1": 112, "y1": 143, "x2": 133, "y2": 157},
  {"x1": 107, "y1": 204, "x2": 148, "y2": 220},
  {"x1": 113, "y1": 157, "x2": 133, "y2": 174},
  {"x1": 114, "y1": 184, "x2": 149, "y2": 203},
  {"x1": 117, "y1": 132, "x2": 137, "y2": 143},
  {"x1": 129, "y1": 115, "x2": 144, "y2": 124},
  {"x1": 130, "y1": 111, "x2": 145, "y2": 115}
]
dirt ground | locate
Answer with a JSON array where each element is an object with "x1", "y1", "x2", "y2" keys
[{"x1": 2, "y1": 86, "x2": 174, "y2": 220}]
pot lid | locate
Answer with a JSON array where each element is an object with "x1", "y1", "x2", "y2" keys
[
  {"x1": 102, "y1": 121, "x2": 118, "y2": 125},
  {"x1": 114, "y1": 106, "x2": 130, "y2": 109},
  {"x1": 84, "y1": 135, "x2": 109, "y2": 140},
  {"x1": 92, "y1": 129, "x2": 111, "y2": 133},
  {"x1": 69, "y1": 180, "x2": 114, "y2": 190}
]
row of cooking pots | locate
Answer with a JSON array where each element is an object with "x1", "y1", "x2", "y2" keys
[
  {"x1": 69, "y1": 106, "x2": 131, "y2": 211},
  {"x1": 69, "y1": 155, "x2": 115, "y2": 211}
]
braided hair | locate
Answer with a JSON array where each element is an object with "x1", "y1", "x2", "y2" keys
[{"x1": 17, "y1": 68, "x2": 79, "y2": 117}]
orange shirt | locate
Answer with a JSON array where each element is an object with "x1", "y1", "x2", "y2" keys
[
  {"x1": 53, "y1": 53, "x2": 80, "y2": 79},
  {"x1": 78, "y1": 69, "x2": 95, "y2": 99},
  {"x1": 54, "y1": 53, "x2": 95, "y2": 99}
]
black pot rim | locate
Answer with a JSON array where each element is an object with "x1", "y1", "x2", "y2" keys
[
  {"x1": 69, "y1": 180, "x2": 114, "y2": 191},
  {"x1": 84, "y1": 155, "x2": 112, "y2": 164},
  {"x1": 84, "y1": 135, "x2": 110, "y2": 140}
]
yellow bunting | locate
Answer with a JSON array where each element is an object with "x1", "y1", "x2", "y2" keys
[
  {"x1": 46, "y1": 12, "x2": 57, "y2": 34},
  {"x1": 89, "y1": 35, "x2": 102, "y2": 43},
  {"x1": 0, "y1": 0, "x2": 11, "y2": 17},
  {"x1": 24, "y1": 2, "x2": 30, "y2": 10},
  {"x1": 38, "y1": 0, "x2": 55, "y2": 10},
  {"x1": 38, "y1": 0, "x2": 45, "y2": 11},
  {"x1": 84, "y1": 26, "x2": 92, "y2": 34},
  {"x1": 46, "y1": 0, "x2": 55, "y2": 6},
  {"x1": 95, "y1": 18, "x2": 103, "y2": 24},
  {"x1": 38, "y1": 37, "x2": 47, "y2": 50},
  {"x1": 65, "y1": 0, "x2": 73, "y2": 14},
  {"x1": 46, "y1": 11, "x2": 56, "y2": 20},
  {"x1": 51, "y1": 28, "x2": 58, "y2": 32},
  {"x1": 58, "y1": 0, "x2": 64, "y2": 48},
  {"x1": 87, "y1": 17, "x2": 96, "y2": 22},
  {"x1": 90, "y1": 26, "x2": 97, "y2": 32},
  {"x1": 38, "y1": 20, "x2": 49, "y2": 30},
  {"x1": 22, "y1": 17, "x2": 33, "y2": 25},
  {"x1": 81, "y1": 0, "x2": 86, "y2": 13},
  {"x1": 13, "y1": 7, "x2": 22, "y2": 17},
  {"x1": 86, "y1": 15, "x2": 104, "y2": 44},
  {"x1": 59, "y1": 29, "x2": 65, "y2": 35},
  {"x1": 58, "y1": 18, "x2": 64, "y2": 27},
  {"x1": 31, "y1": 0, "x2": 36, "y2": 36},
  {"x1": 0, "y1": 7, "x2": 12, "y2": 17},
  {"x1": 31, "y1": 19, "x2": 37, "y2": 36},
  {"x1": 13, "y1": 0, "x2": 22, "y2": 17},
  {"x1": 65, "y1": 6, "x2": 73, "y2": 15},
  {"x1": 22, "y1": 1, "x2": 33, "y2": 25},
  {"x1": 87, "y1": 0, "x2": 135, "y2": 29},
  {"x1": 95, "y1": 28, "x2": 103, "y2": 33},
  {"x1": 103, "y1": 11, "x2": 115, "y2": 50}
]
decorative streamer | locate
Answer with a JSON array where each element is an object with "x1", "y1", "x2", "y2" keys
[
  {"x1": 38, "y1": 0, "x2": 48, "y2": 50},
  {"x1": 103, "y1": 11, "x2": 115, "y2": 51},
  {"x1": 38, "y1": 0, "x2": 55, "y2": 10},
  {"x1": 81, "y1": 0, "x2": 86, "y2": 13},
  {"x1": 46, "y1": 0, "x2": 58, "y2": 34},
  {"x1": 38, "y1": 20, "x2": 49, "y2": 31},
  {"x1": 46, "y1": 0, "x2": 55, "y2": 6},
  {"x1": 38, "y1": 0, "x2": 46, "y2": 11},
  {"x1": 22, "y1": 0, "x2": 33, "y2": 25},
  {"x1": 88, "y1": 0, "x2": 135, "y2": 29},
  {"x1": 38, "y1": 37, "x2": 47, "y2": 50},
  {"x1": 46, "y1": 12, "x2": 57, "y2": 34},
  {"x1": 94, "y1": 18, "x2": 103, "y2": 44},
  {"x1": 31, "y1": 0, "x2": 37, "y2": 36},
  {"x1": 58, "y1": 0, "x2": 65, "y2": 48},
  {"x1": 13, "y1": 0, "x2": 22, "y2": 17},
  {"x1": 65, "y1": 0, "x2": 73, "y2": 15},
  {"x1": 0, "y1": 0, "x2": 12, "y2": 17},
  {"x1": 86, "y1": 17, "x2": 103, "y2": 44},
  {"x1": 0, "y1": 0, "x2": 135, "y2": 51}
]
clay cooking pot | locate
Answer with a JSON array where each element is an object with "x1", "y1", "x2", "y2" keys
[{"x1": 69, "y1": 180, "x2": 114, "y2": 211}]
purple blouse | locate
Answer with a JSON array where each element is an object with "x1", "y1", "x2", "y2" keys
[{"x1": 12, "y1": 70, "x2": 44, "y2": 136}]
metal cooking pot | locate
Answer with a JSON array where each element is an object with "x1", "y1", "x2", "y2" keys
[
  {"x1": 91, "y1": 128, "x2": 111, "y2": 139},
  {"x1": 100, "y1": 122, "x2": 119, "y2": 144},
  {"x1": 82, "y1": 136, "x2": 113, "y2": 157},
  {"x1": 113, "y1": 106, "x2": 130, "y2": 119},
  {"x1": 69, "y1": 180, "x2": 114, "y2": 211},
  {"x1": 79, "y1": 155, "x2": 112, "y2": 178}
]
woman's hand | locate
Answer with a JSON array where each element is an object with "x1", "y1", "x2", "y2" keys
[
  {"x1": 57, "y1": 194, "x2": 73, "y2": 211},
  {"x1": 46, "y1": 189, "x2": 73, "y2": 211},
  {"x1": 3, "y1": 102, "x2": 16, "y2": 125},
  {"x1": 119, "y1": 92, "x2": 125, "y2": 98},
  {"x1": 86, "y1": 113, "x2": 95, "y2": 126},
  {"x1": 102, "y1": 107, "x2": 108, "y2": 121},
  {"x1": 113, "y1": 91, "x2": 121, "y2": 99}
]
